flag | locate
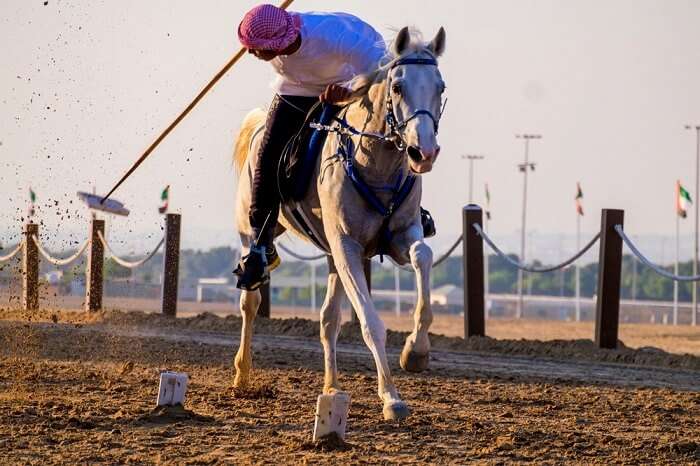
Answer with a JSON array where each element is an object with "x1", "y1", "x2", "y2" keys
[
  {"x1": 575, "y1": 182, "x2": 584, "y2": 216},
  {"x1": 158, "y1": 185, "x2": 169, "y2": 214},
  {"x1": 677, "y1": 180, "x2": 692, "y2": 218},
  {"x1": 28, "y1": 187, "x2": 36, "y2": 217},
  {"x1": 484, "y1": 183, "x2": 491, "y2": 220}
]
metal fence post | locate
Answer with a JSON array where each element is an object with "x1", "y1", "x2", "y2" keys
[
  {"x1": 595, "y1": 209, "x2": 624, "y2": 349},
  {"x1": 463, "y1": 205, "x2": 485, "y2": 338},
  {"x1": 259, "y1": 282, "x2": 271, "y2": 318},
  {"x1": 161, "y1": 213, "x2": 181, "y2": 317},
  {"x1": 85, "y1": 219, "x2": 105, "y2": 312},
  {"x1": 22, "y1": 223, "x2": 39, "y2": 311}
]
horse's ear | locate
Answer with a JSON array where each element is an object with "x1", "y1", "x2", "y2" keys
[
  {"x1": 392, "y1": 26, "x2": 411, "y2": 56},
  {"x1": 428, "y1": 27, "x2": 446, "y2": 57}
]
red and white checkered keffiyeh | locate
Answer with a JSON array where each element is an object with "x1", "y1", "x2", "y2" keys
[{"x1": 238, "y1": 4, "x2": 300, "y2": 51}]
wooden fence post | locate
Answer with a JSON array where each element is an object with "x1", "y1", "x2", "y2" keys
[
  {"x1": 161, "y1": 213, "x2": 181, "y2": 317},
  {"x1": 595, "y1": 209, "x2": 624, "y2": 349},
  {"x1": 463, "y1": 205, "x2": 485, "y2": 338},
  {"x1": 22, "y1": 223, "x2": 39, "y2": 311},
  {"x1": 85, "y1": 219, "x2": 105, "y2": 312}
]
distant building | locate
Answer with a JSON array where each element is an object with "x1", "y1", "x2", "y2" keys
[{"x1": 430, "y1": 284, "x2": 463, "y2": 306}]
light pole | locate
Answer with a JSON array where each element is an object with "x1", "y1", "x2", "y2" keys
[
  {"x1": 310, "y1": 261, "x2": 317, "y2": 313},
  {"x1": 394, "y1": 266, "x2": 401, "y2": 316},
  {"x1": 515, "y1": 134, "x2": 541, "y2": 319},
  {"x1": 686, "y1": 124, "x2": 700, "y2": 326},
  {"x1": 462, "y1": 154, "x2": 485, "y2": 203}
]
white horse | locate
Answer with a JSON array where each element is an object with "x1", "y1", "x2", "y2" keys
[{"x1": 232, "y1": 26, "x2": 446, "y2": 420}]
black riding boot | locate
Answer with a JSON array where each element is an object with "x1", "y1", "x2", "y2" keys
[{"x1": 234, "y1": 224, "x2": 280, "y2": 291}]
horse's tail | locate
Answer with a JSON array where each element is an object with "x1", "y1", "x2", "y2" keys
[{"x1": 233, "y1": 108, "x2": 266, "y2": 174}]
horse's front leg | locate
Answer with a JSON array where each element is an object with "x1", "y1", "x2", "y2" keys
[
  {"x1": 330, "y1": 235, "x2": 410, "y2": 420},
  {"x1": 393, "y1": 226, "x2": 433, "y2": 372},
  {"x1": 233, "y1": 288, "x2": 261, "y2": 388},
  {"x1": 320, "y1": 256, "x2": 345, "y2": 394}
]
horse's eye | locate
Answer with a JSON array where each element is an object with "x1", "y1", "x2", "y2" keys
[{"x1": 392, "y1": 82, "x2": 402, "y2": 96}]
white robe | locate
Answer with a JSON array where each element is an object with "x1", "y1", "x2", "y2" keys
[{"x1": 270, "y1": 12, "x2": 386, "y2": 97}]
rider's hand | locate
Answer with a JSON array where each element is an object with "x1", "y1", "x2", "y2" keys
[{"x1": 320, "y1": 84, "x2": 352, "y2": 104}]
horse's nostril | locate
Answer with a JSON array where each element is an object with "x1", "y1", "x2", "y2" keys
[{"x1": 407, "y1": 146, "x2": 422, "y2": 162}]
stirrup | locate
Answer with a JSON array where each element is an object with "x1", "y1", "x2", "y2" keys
[
  {"x1": 233, "y1": 245, "x2": 281, "y2": 291},
  {"x1": 234, "y1": 245, "x2": 269, "y2": 291},
  {"x1": 421, "y1": 207, "x2": 436, "y2": 238}
]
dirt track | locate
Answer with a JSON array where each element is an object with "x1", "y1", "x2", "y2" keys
[{"x1": 1, "y1": 310, "x2": 699, "y2": 464}]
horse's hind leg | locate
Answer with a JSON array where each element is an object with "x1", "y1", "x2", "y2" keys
[
  {"x1": 234, "y1": 288, "x2": 261, "y2": 388},
  {"x1": 320, "y1": 257, "x2": 345, "y2": 394}
]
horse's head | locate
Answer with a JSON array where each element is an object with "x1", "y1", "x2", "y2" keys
[{"x1": 387, "y1": 26, "x2": 446, "y2": 174}]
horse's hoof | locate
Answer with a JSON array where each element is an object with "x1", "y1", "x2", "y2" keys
[
  {"x1": 400, "y1": 349, "x2": 430, "y2": 373},
  {"x1": 233, "y1": 375, "x2": 248, "y2": 390},
  {"x1": 383, "y1": 400, "x2": 410, "y2": 421}
]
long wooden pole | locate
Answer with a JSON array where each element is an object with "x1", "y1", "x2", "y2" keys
[{"x1": 102, "y1": 0, "x2": 296, "y2": 203}]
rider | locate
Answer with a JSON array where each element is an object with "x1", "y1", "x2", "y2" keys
[{"x1": 235, "y1": 4, "x2": 435, "y2": 291}]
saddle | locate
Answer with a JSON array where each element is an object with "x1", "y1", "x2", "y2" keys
[{"x1": 278, "y1": 103, "x2": 341, "y2": 202}]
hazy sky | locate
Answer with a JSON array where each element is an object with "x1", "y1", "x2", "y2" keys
[{"x1": 2, "y1": 0, "x2": 700, "y2": 262}]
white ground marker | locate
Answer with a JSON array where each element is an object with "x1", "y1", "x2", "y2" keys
[
  {"x1": 156, "y1": 371, "x2": 189, "y2": 407},
  {"x1": 313, "y1": 392, "x2": 351, "y2": 441}
]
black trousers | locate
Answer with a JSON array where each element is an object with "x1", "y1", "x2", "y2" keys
[{"x1": 250, "y1": 94, "x2": 318, "y2": 245}]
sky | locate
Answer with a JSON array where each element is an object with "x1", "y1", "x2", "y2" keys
[{"x1": 2, "y1": 0, "x2": 700, "y2": 264}]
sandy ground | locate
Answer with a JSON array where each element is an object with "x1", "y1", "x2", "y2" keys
[
  {"x1": 0, "y1": 309, "x2": 698, "y2": 464},
  {"x1": 2, "y1": 292, "x2": 699, "y2": 356}
]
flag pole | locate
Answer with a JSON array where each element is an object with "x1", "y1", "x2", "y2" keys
[
  {"x1": 575, "y1": 210, "x2": 581, "y2": 322},
  {"x1": 674, "y1": 196, "x2": 679, "y2": 326},
  {"x1": 484, "y1": 206, "x2": 490, "y2": 320}
]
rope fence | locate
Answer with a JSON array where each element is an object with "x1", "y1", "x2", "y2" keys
[
  {"x1": 32, "y1": 236, "x2": 90, "y2": 267},
  {"x1": 277, "y1": 242, "x2": 327, "y2": 261},
  {"x1": 8, "y1": 205, "x2": 696, "y2": 343},
  {"x1": 474, "y1": 224, "x2": 601, "y2": 273},
  {"x1": 10, "y1": 214, "x2": 180, "y2": 316},
  {"x1": 279, "y1": 234, "x2": 464, "y2": 271},
  {"x1": 97, "y1": 230, "x2": 164, "y2": 269},
  {"x1": 0, "y1": 240, "x2": 25, "y2": 262},
  {"x1": 433, "y1": 234, "x2": 463, "y2": 267},
  {"x1": 615, "y1": 224, "x2": 700, "y2": 282}
]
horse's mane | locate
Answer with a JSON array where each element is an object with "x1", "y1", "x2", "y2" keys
[{"x1": 344, "y1": 28, "x2": 437, "y2": 102}]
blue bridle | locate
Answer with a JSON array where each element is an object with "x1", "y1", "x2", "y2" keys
[{"x1": 384, "y1": 55, "x2": 447, "y2": 151}]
